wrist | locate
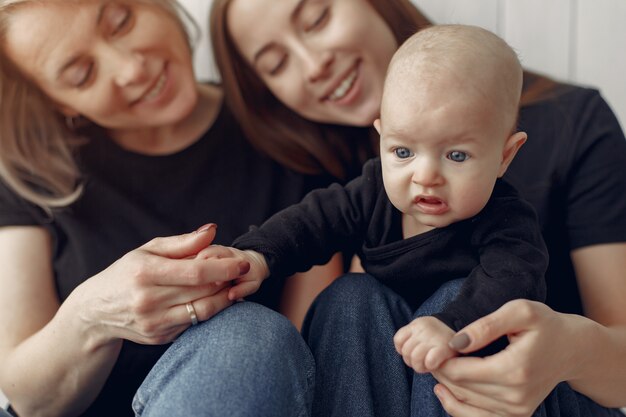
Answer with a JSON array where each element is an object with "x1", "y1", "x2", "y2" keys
[
  {"x1": 243, "y1": 250, "x2": 270, "y2": 279},
  {"x1": 557, "y1": 312, "x2": 604, "y2": 383},
  {"x1": 62, "y1": 280, "x2": 122, "y2": 353}
]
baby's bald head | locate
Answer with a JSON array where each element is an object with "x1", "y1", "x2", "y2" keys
[{"x1": 382, "y1": 24, "x2": 523, "y2": 136}]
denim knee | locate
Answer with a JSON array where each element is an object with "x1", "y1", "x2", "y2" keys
[
  {"x1": 413, "y1": 278, "x2": 465, "y2": 319},
  {"x1": 134, "y1": 302, "x2": 314, "y2": 417},
  {"x1": 306, "y1": 273, "x2": 396, "y2": 318}
]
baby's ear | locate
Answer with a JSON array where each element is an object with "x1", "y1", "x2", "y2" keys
[
  {"x1": 373, "y1": 118, "x2": 382, "y2": 134},
  {"x1": 498, "y1": 131, "x2": 527, "y2": 177}
]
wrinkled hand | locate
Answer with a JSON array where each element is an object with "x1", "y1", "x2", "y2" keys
[
  {"x1": 394, "y1": 316, "x2": 456, "y2": 372},
  {"x1": 81, "y1": 224, "x2": 249, "y2": 345},
  {"x1": 432, "y1": 300, "x2": 567, "y2": 417},
  {"x1": 195, "y1": 245, "x2": 269, "y2": 301}
]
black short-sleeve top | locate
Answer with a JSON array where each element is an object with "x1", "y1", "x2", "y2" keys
[
  {"x1": 0, "y1": 104, "x2": 329, "y2": 416},
  {"x1": 504, "y1": 84, "x2": 626, "y2": 315}
]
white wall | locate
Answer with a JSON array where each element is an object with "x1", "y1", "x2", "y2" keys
[{"x1": 413, "y1": 0, "x2": 626, "y2": 130}]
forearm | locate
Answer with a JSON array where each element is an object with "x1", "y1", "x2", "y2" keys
[
  {"x1": 564, "y1": 314, "x2": 626, "y2": 407},
  {"x1": 1, "y1": 289, "x2": 122, "y2": 417}
]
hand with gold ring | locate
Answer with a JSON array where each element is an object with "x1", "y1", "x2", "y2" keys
[{"x1": 78, "y1": 224, "x2": 249, "y2": 346}]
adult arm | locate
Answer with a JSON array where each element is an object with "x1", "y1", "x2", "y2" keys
[
  {"x1": 430, "y1": 89, "x2": 626, "y2": 416},
  {"x1": 430, "y1": 243, "x2": 626, "y2": 416},
  {"x1": 0, "y1": 225, "x2": 243, "y2": 417}
]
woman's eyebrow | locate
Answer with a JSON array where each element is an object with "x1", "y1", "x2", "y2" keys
[{"x1": 252, "y1": 0, "x2": 310, "y2": 64}]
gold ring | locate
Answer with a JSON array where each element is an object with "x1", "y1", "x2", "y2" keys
[{"x1": 185, "y1": 302, "x2": 199, "y2": 326}]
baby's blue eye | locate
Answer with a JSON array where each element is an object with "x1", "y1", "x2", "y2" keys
[
  {"x1": 447, "y1": 151, "x2": 469, "y2": 162},
  {"x1": 394, "y1": 147, "x2": 413, "y2": 159}
]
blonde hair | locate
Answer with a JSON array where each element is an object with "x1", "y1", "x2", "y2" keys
[{"x1": 0, "y1": 0, "x2": 194, "y2": 211}]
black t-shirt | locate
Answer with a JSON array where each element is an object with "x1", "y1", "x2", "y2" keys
[
  {"x1": 0, "y1": 105, "x2": 330, "y2": 416},
  {"x1": 504, "y1": 85, "x2": 626, "y2": 315}
]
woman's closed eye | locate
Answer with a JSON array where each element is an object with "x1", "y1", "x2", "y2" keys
[
  {"x1": 269, "y1": 54, "x2": 288, "y2": 76},
  {"x1": 104, "y1": 3, "x2": 134, "y2": 37},
  {"x1": 64, "y1": 61, "x2": 95, "y2": 88},
  {"x1": 304, "y1": 7, "x2": 330, "y2": 32}
]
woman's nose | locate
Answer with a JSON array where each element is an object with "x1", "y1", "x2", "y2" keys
[
  {"x1": 112, "y1": 49, "x2": 148, "y2": 87},
  {"x1": 303, "y1": 49, "x2": 334, "y2": 83}
]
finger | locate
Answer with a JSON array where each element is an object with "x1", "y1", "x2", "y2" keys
[
  {"x1": 425, "y1": 346, "x2": 455, "y2": 371},
  {"x1": 196, "y1": 244, "x2": 236, "y2": 260},
  {"x1": 449, "y1": 300, "x2": 543, "y2": 354},
  {"x1": 142, "y1": 224, "x2": 217, "y2": 259},
  {"x1": 393, "y1": 326, "x2": 412, "y2": 353},
  {"x1": 434, "y1": 371, "x2": 506, "y2": 409},
  {"x1": 434, "y1": 383, "x2": 500, "y2": 417},
  {"x1": 152, "y1": 282, "x2": 232, "y2": 307},
  {"x1": 398, "y1": 334, "x2": 420, "y2": 368},
  {"x1": 437, "y1": 355, "x2": 507, "y2": 385},
  {"x1": 150, "y1": 256, "x2": 248, "y2": 286},
  {"x1": 228, "y1": 280, "x2": 259, "y2": 301},
  {"x1": 408, "y1": 343, "x2": 432, "y2": 374},
  {"x1": 186, "y1": 286, "x2": 234, "y2": 323}
]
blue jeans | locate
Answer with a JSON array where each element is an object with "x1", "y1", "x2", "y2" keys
[
  {"x1": 133, "y1": 302, "x2": 314, "y2": 417},
  {"x1": 302, "y1": 273, "x2": 624, "y2": 417}
]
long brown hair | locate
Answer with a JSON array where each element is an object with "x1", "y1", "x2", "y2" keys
[
  {"x1": 0, "y1": 0, "x2": 195, "y2": 211},
  {"x1": 211, "y1": 0, "x2": 557, "y2": 180}
]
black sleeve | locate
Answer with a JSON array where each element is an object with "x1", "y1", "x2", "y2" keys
[
  {"x1": 0, "y1": 180, "x2": 45, "y2": 227},
  {"x1": 433, "y1": 186, "x2": 549, "y2": 331},
  {"x1": 564, "y1": 91, "x2": 626, "y2": 248},
  {"x1": 233, "y1": 159, "x2": 382, "y2": 278}
]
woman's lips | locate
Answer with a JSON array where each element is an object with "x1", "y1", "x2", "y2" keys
[
  {"x1": 323, "y1": 62, "x2": 361, "y2": 105},
  {"x1": 327, "y1": 68, "x2": 358, "y2": 101},
  {"x1": 132, "y1": 63, "x2": 171, "y2": 107}
]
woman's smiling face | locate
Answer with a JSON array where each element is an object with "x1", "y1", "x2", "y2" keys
[
  {"x1": 3, "y1": 0, "x2": 198, "y2": 131},
  {"x1": 226, "y1": 0, "x2": 398, "y2": 127}
]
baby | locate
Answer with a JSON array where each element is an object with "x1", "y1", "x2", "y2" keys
[{"x1": 201, "y1": 24, "x2": 547, "y2": 373}]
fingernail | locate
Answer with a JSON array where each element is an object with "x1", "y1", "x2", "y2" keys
[
  {"x1": 238, "y1": 261, "x2": 250, "y2": 275},
  {"x1": 195, "y1": 223, "x2": 216, "y2": 234},
  {"x1": 449, "y1": 332, "x2": 470, "y2": 350}
]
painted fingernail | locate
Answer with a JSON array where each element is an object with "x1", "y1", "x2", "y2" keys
[
  {"x1": 195, "y1": 223, "x2": 216, "y2": 233},
  {"x1": 238, "y1": 261, "x2": 250, "y2": 275},
  {"x1": 449, "y1": 332, "x2": 470, "y2": 350}
]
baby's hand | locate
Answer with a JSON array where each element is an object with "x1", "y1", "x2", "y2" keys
[
  {"x1": 196, "y1": 245, "x2": 269, "y2": 301},
  {"x1": 393, "y1": 316, "x2": 456, "y2": 373}
]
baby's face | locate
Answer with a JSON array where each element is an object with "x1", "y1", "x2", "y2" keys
[{"x1": 377, "y1": 75, "x2": 514, "y2": 236}]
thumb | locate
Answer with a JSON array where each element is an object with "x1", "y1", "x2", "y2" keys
[
  {"x1": 448, "y1": 300, "x2": 531, "y2": 353},
  {"x1": 142, "y1": 223, "x2": 217, "y2": 259}
]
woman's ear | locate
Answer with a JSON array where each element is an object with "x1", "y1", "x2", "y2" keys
[
  {"x1": 58, "y1": 104, "x2": 80, "y2": 118},
  {"x1": 498, "y1": 131, "x2": 527, "y2": 177}
]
